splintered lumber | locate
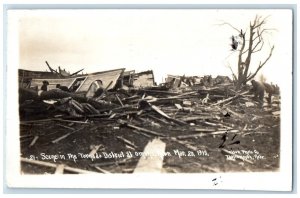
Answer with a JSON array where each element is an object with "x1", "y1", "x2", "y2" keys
[
  {"x1": 116, "y1": 136, "x2": 138, "y2": 149},
  {"x1": 21, "y1": 157, "x2": 98, "y2": 174},
  {"x1": 52, "y1": 133, "x2": 72, "y2": 144},
  {"x1": 193, "y1": 128, "x2": 217, "y2": 132},
  {"x1": 169, "y1": 138, "x2": 201, "y2": 152},
  {"x1": 201, "y1": 121, "x2": 233, "y2": 130},
  {"x1": 146, "y1": 114, "x2": 170, "y2": 125},
  {"x1": 210, "y1": 129, "x2": 239, "y2": 135},
  {"x1": 181, "y1": 115, "x2": 214, "y2": 122},
  {"x1": 126, "y1": 123, "x2": 166, "y2": 137},
  {"x1": 57, "y1": 119, "x2": 90, "y2": 124},
  {"x1": 52, "y1": 126, "x2": 85, "y2": 144},
  {"x1": 150, "y1": 103, "x2": 187, "y2": 125},
  {"x1": 175, "y1": 103, "x2": 183, "y2": 110},
  {"x1": 175, "y1": 133, "x2": 205, "y2": 139},
  {"x1": 211, "y1": 91, "x2": 249, "y2": 106},
  {"x1": 151, "y1": 105, "x2": 170, "y2": 119},
  {"x1": 134, "y1": 139, "x2": 166, "y2": 173},
  {"x1": 272, "y1": 111, "x2": 280, "y2": 116},
  {"x1": 57, "y1": 124, "x2": 75, "y2": 130},
  {"x1": 115, "y1": 94, "x2": 124, "y2": 107},
  {"x1": 81, "y1": 103, "x2": 99, "y2": 114},
  {"x1": 89, "y1": 145, "x2": 102, "y2": 157},
  {"x1": 119, "y1": 120, "x2": 166, "y2": 137},
  {"x1": 226, "y1": 108, "x2": 244, "y2": 119},
  {"x1": 29, "y1": 135, "x2": 39, "y2": 147},
  {"x1": 20, "y1": 118, "x2": 59, "y2": 124},
  {"x1": 95, "y1": 166, "x2": 111, "y2": 174},
  {"x1": 168, "y1": 91, "x2": 198, "y2": 99},
  {"x1": 131, "y1": 129, "x2": 151, "y2": 138},
  {"x1": 182, "y1": 100, "x2": 192, "y2": 106}
]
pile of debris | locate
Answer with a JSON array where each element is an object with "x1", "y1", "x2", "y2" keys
[{"x1": 19, "y1": 70, "x2": 281, "y2": 174}]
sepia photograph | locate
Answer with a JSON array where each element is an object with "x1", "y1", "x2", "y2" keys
[{"x1": 5, "y1": 8, "x2": 293, "y2": 190}]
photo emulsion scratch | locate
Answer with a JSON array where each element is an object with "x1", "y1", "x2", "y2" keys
[{"x1": 7, "y1": 8, "x2": 292, "y2": 190}]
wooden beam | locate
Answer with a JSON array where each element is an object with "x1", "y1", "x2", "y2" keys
[{"x1": 21, "y1": 157, "x2": 98, "y2": 174}]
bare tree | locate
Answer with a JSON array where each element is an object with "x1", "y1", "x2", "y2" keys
[{"x1": 220, "y1": 15, "x2": 275, "y2": 89}]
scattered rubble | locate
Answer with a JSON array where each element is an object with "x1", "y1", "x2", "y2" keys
[{"x1": 19, "y1": 68, "x2": 281, "y2": 174}]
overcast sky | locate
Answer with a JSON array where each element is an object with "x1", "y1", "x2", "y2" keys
[{"x1": 18, "y1": 9, "x2": 292, "y2": 85}]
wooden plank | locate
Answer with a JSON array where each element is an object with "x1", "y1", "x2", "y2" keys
[
  {"x1": 20, "y1": 118, "x2": 59, "y2": 124},
  {"x1": 146, "y1": 114, "x2": 170, "y2": 125},
  {"x1": 29, "y1": 135, "x2": 39, "y2": 147},
  {"x1": 272, "y1": 111, "x2": 280, "y2": 116},
  {"x1": 116, "y1": 136, "x2": 137, "y2": 149},
  {"x1": 51, "y1": 133, "x2": 71, "y2": 144},
  {"x1": 211, "y1": 91, "x2": 249, "y2": 106},
  {"x1": 95, "y1": 166, "x2": 111, "y2": 174},
  {"x1": 175, "y1": 103, "x2": 183, "y2": 110},
  {"x1": 52, "y1": 126, "x2": 85, "y2": 144},
  {"x1": 181, "y1": 116, "x2": 214, "y2": 122},
  {"x1": 115, "y1": 94, "x2": 124, "y2": 107},
  {"x1": 21, "y1": 157, "x2": 98, "y2": 174},
  {"x1": 134, "y1": 139, "x2": 166, "y2": 173},
  {"x1": 149, "y1": 103, "x2": 187, "y2": 125},
  {"x1": 89, "y1": 145, "x2": 102, "y2": 157},
  {"x1": 226, "y1": 108, "x2": 244, "y2": 119},
  {"x1": 168, "y1": 91, "x2": 198, "y2": 99},
  {"x1": 124, "y1": 122, "x2": 166, "y2": 137}
]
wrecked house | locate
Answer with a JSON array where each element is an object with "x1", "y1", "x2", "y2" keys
[
  {"x1": 122, "y1": 70, "x2": 155, "y2": 88},
  {"x1": 122, "y1": 70, "x2": 135, "y2": 88},
  {"x1": 29, "y1": 68, "x2": 125, "y2": 93},
  {"x1": 165, "y1": 75, "x2": 182, "y2": 88},
  {"x1": 165, "y1": 74, "x2": 233, "y2": 89},
  {"x1": 131, "y1": 70, "x2": 155, "y2": 88},
  {"x1": 19, "y1": 69, "x2": 62, "y2": 88},
  {"x1": 214, "y1": 75, "x2": 233, "y2": 85},
  {"x1": 18, "y1": 65, "x2": 280, "y2": 174}
]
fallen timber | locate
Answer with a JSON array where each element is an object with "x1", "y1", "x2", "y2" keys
[{"x1": 19, "y1": 71, "x2": 281, "y2": 174}]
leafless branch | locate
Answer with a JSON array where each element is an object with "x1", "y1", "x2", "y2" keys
[
  {"x1": 242, "y1": 48, "x2": 249, "y2": 55},
  {"x1": 259, "y1": 45, "x2": 275, "y2": 67},
  {"x1": 216, "y1": 21, "x2": 240, "y2": 33},
  {"x1": 252, "y1": 36, "x2": 264, "y2": 52},
  {"x1": 226, "y1": 64, "x2": 238, "y2": 82},
  {"x1": 246, "y1": 46, "x2": 275, "y2": 81},
  {"x1": 252, "y1": 40, "x2": 265, "y2": 53},
  {"x1": 253, "y1": 28, "x2": 276, "y2": 41},
  {"x1": 254, "y1": 15, "x2": 270, "y2": 29},
  {"x1": 247, "y1": 72, "x2": 252, "y2": 79}
]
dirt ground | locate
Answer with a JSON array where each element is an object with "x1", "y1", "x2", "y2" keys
[{"x1": 20, "y1": 99, "x2": 280, "y2": 174}]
